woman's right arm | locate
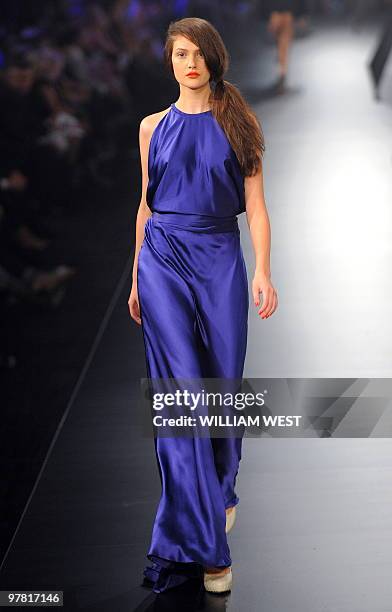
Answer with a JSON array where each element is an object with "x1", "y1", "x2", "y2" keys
[{"x1": 128, "y1": 117, "x2": 153, "y2": 325}]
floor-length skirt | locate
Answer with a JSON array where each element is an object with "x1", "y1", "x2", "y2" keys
[{"x1": 137, "y1": 211, "x2": 249, "y2": 593}]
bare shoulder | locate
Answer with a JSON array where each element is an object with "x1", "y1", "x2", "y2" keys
[{"x1": 140, "y1": 106, "x2": 172, "y2": 139}]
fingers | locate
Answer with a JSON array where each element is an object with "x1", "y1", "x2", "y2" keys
[
  {"x1": 259, "y1": 291, "x2": 278, "y2": 318},
  {"x1": 254, "y1": 286, "x2": 278, "y2": 319},
  {"x1": 128, "y1": 298, "x2": 142, "y2": 325},
  {"x1": 253, "y1": 285, "x2": 261, "y2": 306}
]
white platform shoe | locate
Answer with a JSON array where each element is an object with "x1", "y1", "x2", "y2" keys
[
  {"x1": 203, "y1": 507, "x2": 236, "y2": 592},
  {"x1": 225, "y1": 505, "x2": 236, "y2": 533},
  {"x1": 204, "y1": 567, "x2": 232, "y2": 593}
]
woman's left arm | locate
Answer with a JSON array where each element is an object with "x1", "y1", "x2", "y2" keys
[{"x1": 244, "y1": 159, "x2": 278, "y2": 319}]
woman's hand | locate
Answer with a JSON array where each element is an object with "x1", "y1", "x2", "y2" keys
[
  {"x1": 128, "y1": 283, "x2": 141, "y2": 325},
  {"x1": 252, "y1": 272, "x2": 278, "y2": 319}
]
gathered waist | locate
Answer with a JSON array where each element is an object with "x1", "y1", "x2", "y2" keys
[{"x1": 150, "y1": 212, "x2": 239, "y2": 234}]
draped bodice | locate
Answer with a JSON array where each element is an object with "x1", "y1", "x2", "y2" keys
[{"x1": 146, "y1": 103, "x2": 246, "y2": 217}]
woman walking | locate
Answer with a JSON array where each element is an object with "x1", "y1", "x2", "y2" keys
[
  {"x1": 266, "y1": 0, "x2": 307, "y2": 93},
  {"x1": 128, "y1": 17, "x2": 278, "y2": 594}
]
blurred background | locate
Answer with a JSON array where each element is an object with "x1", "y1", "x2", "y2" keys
[{"x1": 1, "y1": 0, "x2": 392, "y2": 577}]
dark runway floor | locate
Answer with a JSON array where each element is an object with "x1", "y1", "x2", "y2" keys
[{"x1": 1, "y1": 15, "x2": 392, "y2": 612}]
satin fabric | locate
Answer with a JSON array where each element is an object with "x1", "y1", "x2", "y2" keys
[
  {"x1": 146, "y1": 103, "x2": 246, "y2": 217},
  {"x1": 137, "y1": 104, "x2": 249, "y2": 593}
]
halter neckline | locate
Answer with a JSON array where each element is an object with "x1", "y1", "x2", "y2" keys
[{"x1": 171, "y1": 103, "x2": 212, "y2": 117}]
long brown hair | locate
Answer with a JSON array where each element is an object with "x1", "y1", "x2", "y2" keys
[{"x1": 163, "y1": 17, "x2": 265, "y2": 177}]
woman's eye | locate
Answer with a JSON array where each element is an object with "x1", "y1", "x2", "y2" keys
[{"x1": 175, "y1": 52, "x2": 203, "y2": 58}]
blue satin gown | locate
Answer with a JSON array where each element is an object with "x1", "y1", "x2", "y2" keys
[{"x1": 137, "y1": 102, "x2": 249, "y2": 593}]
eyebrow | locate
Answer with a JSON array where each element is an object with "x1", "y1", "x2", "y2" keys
[{"x1": 174, "y1": 47, "x2": 200, "y2": 52}]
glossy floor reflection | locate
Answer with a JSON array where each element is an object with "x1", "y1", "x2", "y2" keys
[{"x1": 134, "y1": 579, "x2": 231, "y2": 612}]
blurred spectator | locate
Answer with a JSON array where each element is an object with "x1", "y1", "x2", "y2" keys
[{"x1": 0, "y1": 0, "x2": 183, "y2": 372}]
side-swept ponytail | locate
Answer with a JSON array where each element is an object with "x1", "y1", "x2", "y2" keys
[{"x1": 164, "y1": 17, "x2": 265, "y2": 178}]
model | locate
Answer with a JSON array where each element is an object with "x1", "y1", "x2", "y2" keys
[
  {"x1": 266, "y1": 0, "x2": 308, "y2": 93},
  {"x1": 128, "y1": 17, "x2": 278, "y2": 594}
]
